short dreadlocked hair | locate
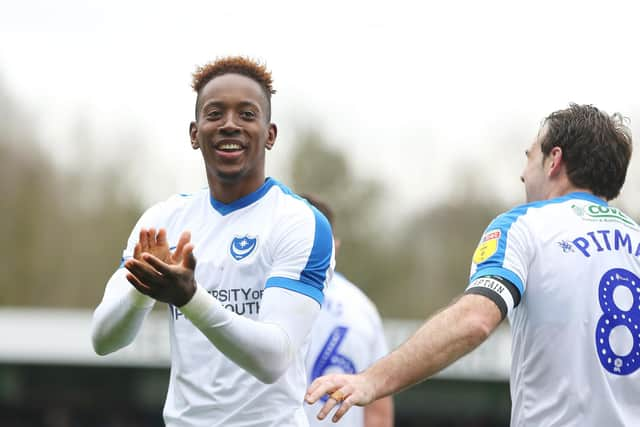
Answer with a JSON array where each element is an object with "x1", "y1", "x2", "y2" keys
[{"x1": 191, "y1": 56, "x2": 276, "y2": 121}]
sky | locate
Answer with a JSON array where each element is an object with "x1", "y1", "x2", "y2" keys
[{"x1": 1, "y1": 0, "x2": 639, "y2": 214}]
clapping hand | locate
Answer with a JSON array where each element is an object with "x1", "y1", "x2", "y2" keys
[{"x1": 124, "y1": 228, "x2": 197, "y2": 307}]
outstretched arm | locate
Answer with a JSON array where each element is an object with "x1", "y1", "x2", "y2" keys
[
  {"x1": 364, "y1": 395, "x2": 394, "y2": 427},
  {"x1": 306, "y1": 294, "x2": 502, "y2": 423}
]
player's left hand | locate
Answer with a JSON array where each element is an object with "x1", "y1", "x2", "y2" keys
[
  {"x1": 133, "y1": 228, "x2": 191, "y2": 265},
  {"x1": 305, "y1": 372, "x2": 377, "y2": 423},
  {"x1": 124, "y1": 242, "x2": 198, "y2": 307}
]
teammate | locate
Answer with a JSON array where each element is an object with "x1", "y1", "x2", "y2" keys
[
  {"x1": 91, "y1": 57, "x2": 334, "y2": 427},
  {"x1": 301, "y1": 194, "x2": 393, "y2": 427},
  {"x1": 306, "y1": 104, "x2": 637, "y2": 426}
]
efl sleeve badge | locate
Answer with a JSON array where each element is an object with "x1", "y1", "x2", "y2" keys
[{"x1": 472, "y1": 230, "x2": 501, "y2": 264}]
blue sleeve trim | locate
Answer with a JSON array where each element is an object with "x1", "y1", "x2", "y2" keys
[
  {"x1": 298, "y1": 205, "x2": 333, "y2": 292},
  {"x1": 266, "y1": 277, "x2": 324, "y2": 305},
  {"x1": 480, "y1": 193, "x2": 607, "y2": 271},
  {"x1": 470, "y1": 267, "x2": 524, "y2": 296},
  {"x1": 266, "y1": 178, "x2": 333, "y2": 303},
  {"x1": 470, "y1": 193, "x2": 606, "y2": 298}
]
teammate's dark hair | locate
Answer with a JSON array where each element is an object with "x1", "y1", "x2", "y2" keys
[
  {"x1": 299, "y1": 193, "x2": 334, "y2": 226},
  {"x1": 541, "y1": 103, "x2": 632, "y2": 201},
  {"x1": 192, "y1": 56, "x2": 275, "y2": 121}
]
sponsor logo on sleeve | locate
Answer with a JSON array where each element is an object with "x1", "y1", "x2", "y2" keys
[{"x1": 472, "y1": 230, "x2": 501, "y2": 264}]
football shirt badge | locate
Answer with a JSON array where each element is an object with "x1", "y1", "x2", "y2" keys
[
  {"x1": 230, "y1": 235, "x2": 258, "y2": 261},
  {"x1": 473, "y1": 230, "x2": 501, "y2": 264}
]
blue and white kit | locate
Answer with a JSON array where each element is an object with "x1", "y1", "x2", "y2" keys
[
  {"x1": 304, "y1": 272, "x2": 388, "y2": 427},
  {"x1": 92, "y1": 178, "x2": 334, "y2": 427},
  {"x1": 466, "y1": 192, "x2": 640, "y2": 426}
]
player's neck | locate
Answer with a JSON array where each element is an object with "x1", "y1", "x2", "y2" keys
[
  {"x1": 547, "y1": 179, "x2": 594, "y2": 200},
  {"x1": 208, "y1": 174, "x2": 266, "y2": 205}
]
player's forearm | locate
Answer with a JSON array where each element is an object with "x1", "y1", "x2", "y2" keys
[
  {"x1": 91, "y1": 269, "x2": 155, "y2": 355},
  {"x1": 364, "y1": 294, "x2": 501, "y2": 399},
  {"x1": 180, "y1": 284, "x2": 318, "y2": 384},
  {"x1": 364, "y1": 396, "x2": 394, "y2": 427}
]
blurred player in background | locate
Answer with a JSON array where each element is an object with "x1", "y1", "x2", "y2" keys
[
  {"x1": 306, "y1": 104, "x2": 638, "y2": 426},
  {"x1": 91, "y1": 56, "x2": 334, "y2": 427},
  {"x1": 301, "y1": 194, "x2": 393, "y2": 427}
]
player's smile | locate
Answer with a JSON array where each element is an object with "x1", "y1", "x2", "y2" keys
[
  {"x1": 189, "y1": 73, "x2": 277, "y2": 199},
  {"x1": 214, "y1": 139, "x2": 246, "y2": 161},
  {"x1": 207, "y1": 128, "x2": 255, "y2": 176}
]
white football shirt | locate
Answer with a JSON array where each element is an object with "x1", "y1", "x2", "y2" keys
[
  {"x1": 304, "y1": 272, "x2": 389, "y2": 427},
  {"x1": 120, "y1": 178, "x2": 334, "y2": 427},
  {"x1": 468, "y1": 192, "x2": 640, "y2": 426}
]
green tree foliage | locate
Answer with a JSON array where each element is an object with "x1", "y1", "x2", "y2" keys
[{"x1": 0, "y1": 80, "x2": 142, "y2": 307}]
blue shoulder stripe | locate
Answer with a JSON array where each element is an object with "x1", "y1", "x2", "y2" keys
[
  {"x1": 265, "y1": 277, "x2": 325, "y2": 305},
  {"x1": 298, "y1": 203, "x2": 333, "y2": 296},
  {"x1": 470, "y1": 192, "x2": 607, "y2": 295},
  {"x1": 265, "y1": 179, "x2": 334, "y2": 305}
]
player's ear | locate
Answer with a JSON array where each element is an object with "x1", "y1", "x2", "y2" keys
[
  {"x1": 189, "y1": 121, "x2": 199, "y2": 150},
  {"x1": 547, "y1": 146, "x2": 563, "y2": 177},
  {"x1": 265, "y1": 123, "x2": 277, "y2": 150}
]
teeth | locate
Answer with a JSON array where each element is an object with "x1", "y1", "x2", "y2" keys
[{"x1": 218, "y1": 143, "x2": 242, "y2": 150}]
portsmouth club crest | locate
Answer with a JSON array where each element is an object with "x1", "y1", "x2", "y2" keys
[{"x1": 230, "y1": 235, "x2": 258, "y2": 261}]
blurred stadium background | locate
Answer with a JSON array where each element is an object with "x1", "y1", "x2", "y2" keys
[
  {"x1": 5, "y1": 74, "x2": 637, "y2": 426},
  {"x1": 0, "y1": 74, "x2": 519, "y2": 426},
  {"x1": 2, "y1": 72, "x2": 640, "y2": 425},
  {"x1": 2, "y1": 1, "x2": 640, "y2": 425}
]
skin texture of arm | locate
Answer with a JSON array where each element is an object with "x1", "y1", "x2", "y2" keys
[
  {"x1": 364, "y1": 396, "x2": 394, "y2": 427},
  {"x1": 306, "y1": 294, "x2": 503, "y2": 422}
]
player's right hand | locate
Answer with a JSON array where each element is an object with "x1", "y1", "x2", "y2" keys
[
  {"x1": 125, "y1": 241, "x2": 198, "y2": 307},
  {"x1": 305, "y1": 372, "x2": 377, "y2": 423},
  {"x1": 126, "y1": 228, "x2": 197, "y2": 307}
]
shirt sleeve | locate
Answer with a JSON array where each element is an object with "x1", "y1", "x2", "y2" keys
[
  {"x1": 180, "y1": 284, "x2": 320, "y2": 384},
  {"x1": 466, "y1": 208, "x2": 532, "y2": 312},
  {"x1": 265, "y1": 204, "x2": 335, "y2": 305},
  {"x1": 92, "y1": 202, "x2": 166, "y2": 355}
]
